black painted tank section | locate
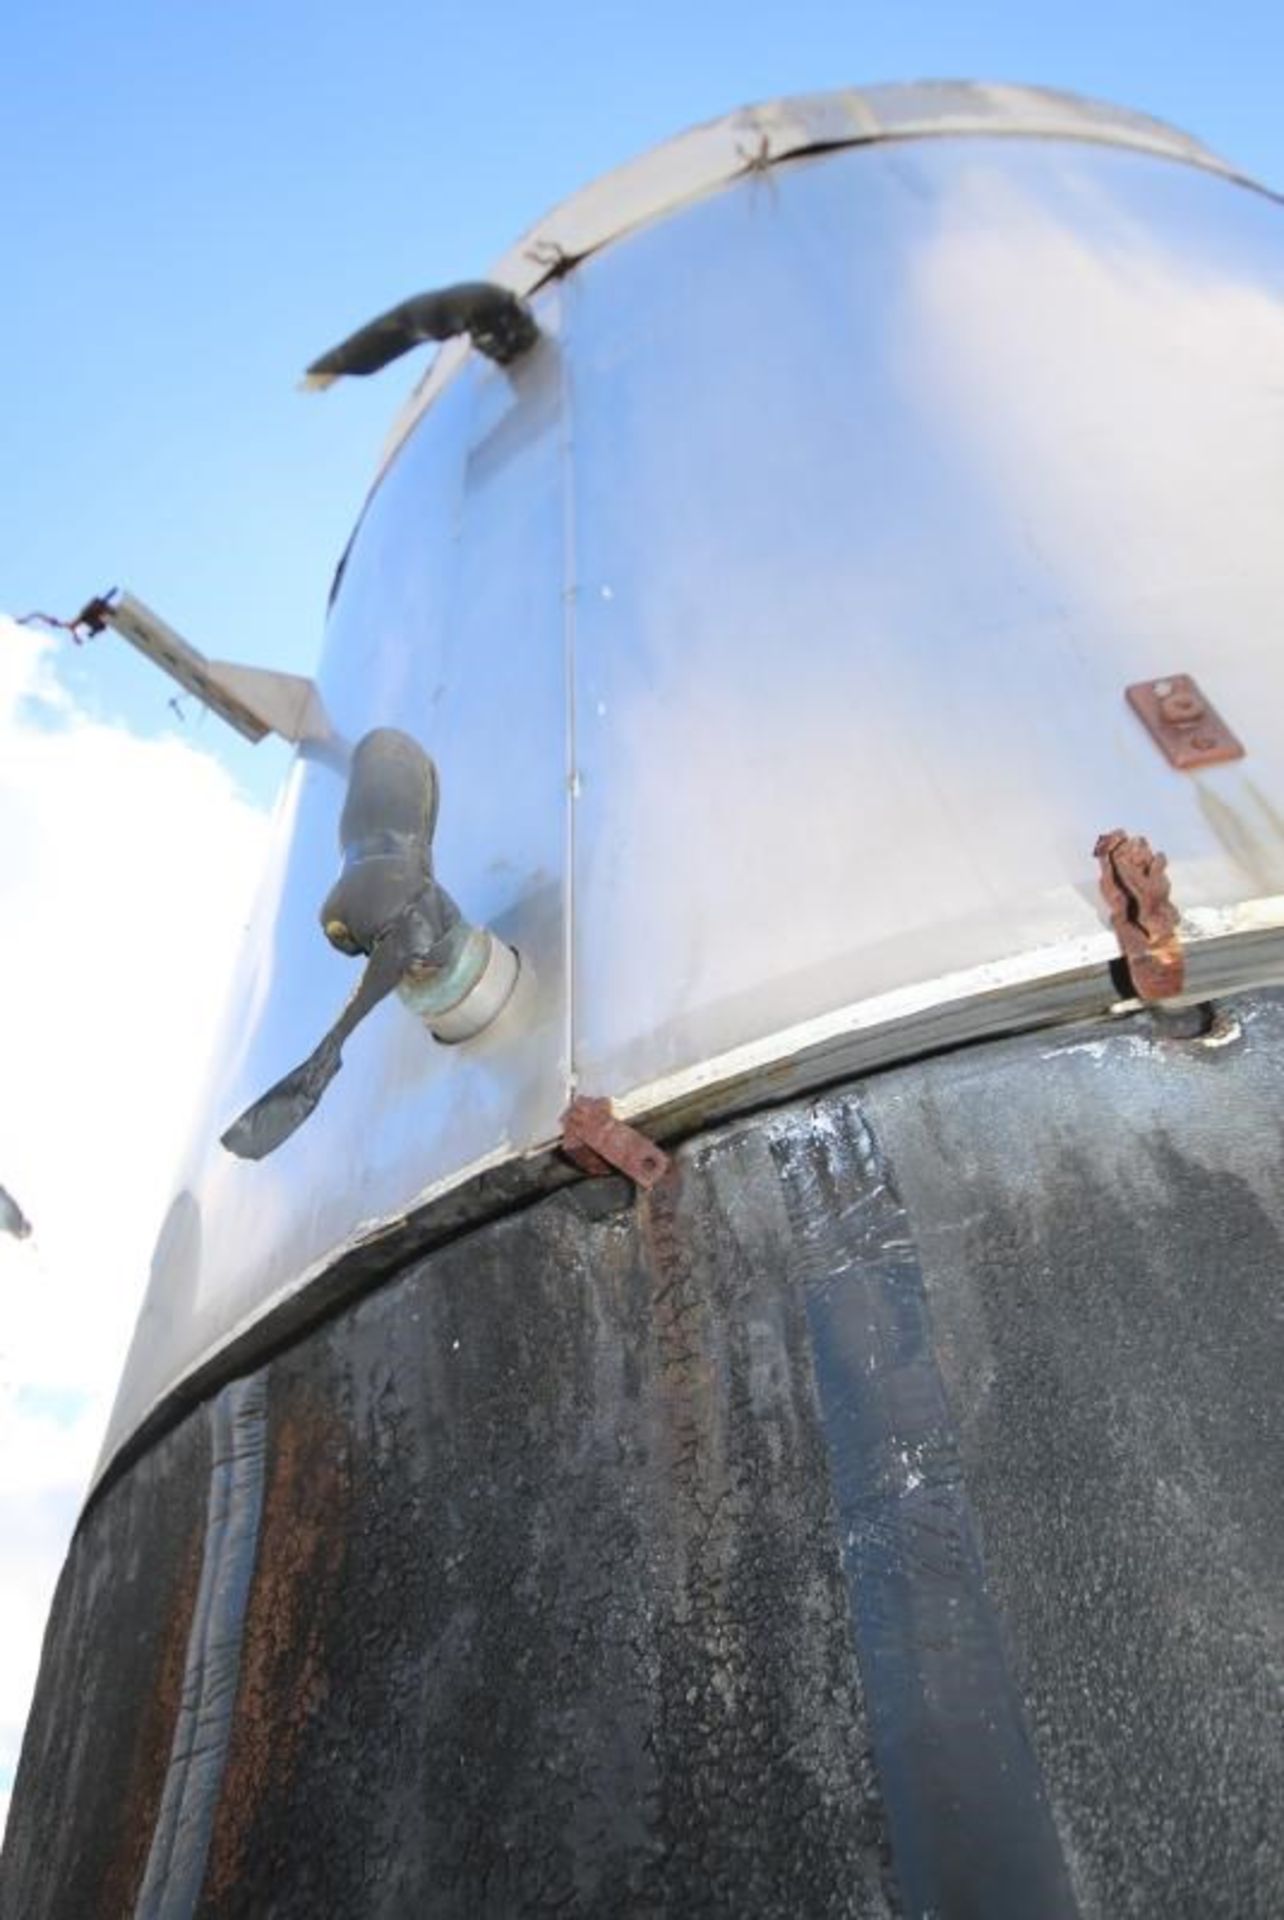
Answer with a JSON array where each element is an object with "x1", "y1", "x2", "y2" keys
[
  {"x1": 862, "y1": 995, "x2": 1284, "y2": 1918},
  {"x1": 0, "y1": 1400, "x2": 210, "y2": 1917},
  {"x1": 5, "y1": 992, "x2": 1284, "y2": 1917}
]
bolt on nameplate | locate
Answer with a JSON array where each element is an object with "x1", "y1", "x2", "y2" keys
[
  {"x1": 1126, "y1": 674, "x2": 1243, "y2": 770},
  {"x1": 561, "y1": 1098, "x2": 671, "y2": 1189}
]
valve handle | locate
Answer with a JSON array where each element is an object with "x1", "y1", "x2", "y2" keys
[
  {"x1": 222, "y1": 729, "x2": 515, "y2": 1161},
  {"x1": 319, "y1": 728, "x2": 447, "y2": 955}
]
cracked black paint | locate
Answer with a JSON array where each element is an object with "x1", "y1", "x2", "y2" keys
[{"x1": 7, "y1": 994, "x2": 1284, "y2": 1917}]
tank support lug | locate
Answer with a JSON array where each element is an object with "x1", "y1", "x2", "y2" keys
[{"x1": 561, "y1": 1098, "x2": 670, "y2": 1190}]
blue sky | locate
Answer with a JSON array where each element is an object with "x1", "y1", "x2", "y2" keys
[{"x1": 4, "y1": 0, "x2": 1284, "y2": 805}]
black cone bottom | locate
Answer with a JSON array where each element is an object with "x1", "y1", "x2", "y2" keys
[{"x1": 7, "y1": 993, "x2": 1284, "y2": 1918}]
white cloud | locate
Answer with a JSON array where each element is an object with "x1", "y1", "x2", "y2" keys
[{"x1": 0, "y1": 617, "x2": 270, "y2": 1833}]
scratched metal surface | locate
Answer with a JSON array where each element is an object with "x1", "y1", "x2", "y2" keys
[
  {"x1": 860, "y1": 992, "x2": 1284, "y2": 1919},
  {"x1": 99, "y1": 106, "x2": 1284, "y2": 1483},
  {"x1": 13, "y1": 994, "x2": 1284, "y2": 1915}
]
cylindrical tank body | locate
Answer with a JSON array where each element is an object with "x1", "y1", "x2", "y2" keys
[{"x1": 6, "y1": 83, "x2": 1284, "y2": 1919}]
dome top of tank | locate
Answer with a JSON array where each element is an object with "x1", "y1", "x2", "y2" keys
[{"x1": 384, "y1": 79, "x2": 1254, "y2": 464}]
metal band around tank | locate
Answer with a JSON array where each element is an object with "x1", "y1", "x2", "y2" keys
[
  {"x1": 381, "y1": 80, "x2": 1257, "y2": 473},
  {"x1": 90, "y1": 908, "x2": 1284, "y2": 1505}
]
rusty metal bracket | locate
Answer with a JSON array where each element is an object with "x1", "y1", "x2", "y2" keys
[
  {"x1": 1126, "y1": 674, "x2": 1243, "y2": 770},
  {"x1": 1094, "y1": 829, "x2": 1185, "y2": 1001},
  {"x1": 17, "y1": 591, "x2": 117, "y2": 642},
  {"x1": 561, "y1": 1097, "x2": 671, "y2": 1190}
]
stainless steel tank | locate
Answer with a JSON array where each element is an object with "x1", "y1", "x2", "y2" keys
[{"x1": 6, "y1": 83, "x2": 1284, "y2": 1920}]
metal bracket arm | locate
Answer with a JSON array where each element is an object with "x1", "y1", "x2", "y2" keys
[
  {"x1": 561, "y1": 1098, "x2": 671, "y2": 1190},
  {"x1": 22, "y1": 589, "x2": 331, "y2": 748}
]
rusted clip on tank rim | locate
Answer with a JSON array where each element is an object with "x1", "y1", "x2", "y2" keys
[
  {"x1": 1094, "y1": 829, "x2": 1185, "y2": 1001},
  {"x1": 561, "y1": 1097, "x2": 671, "y2": 1190}
]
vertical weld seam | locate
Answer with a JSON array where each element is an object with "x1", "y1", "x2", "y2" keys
[
  {"x1": 136, "y1": 1397, "x2": 235, "y2": 1904},
  {"x1": 136, "y1": 1399, "x2": 234, "y2": 1904},
  {"x1": 557, "y1": 284, "x2": 580, "y2": 1099},
  {"x1": 134, "y1": 1376, "x2": 268, "y2": 1919},
  {"x1": 774, "y1": 1097, "x2": 1080, "y2": 1920}
]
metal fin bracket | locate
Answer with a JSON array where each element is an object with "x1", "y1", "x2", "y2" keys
[{"x1": 19, "y1": 590, "x2": 331, "y2": 749}]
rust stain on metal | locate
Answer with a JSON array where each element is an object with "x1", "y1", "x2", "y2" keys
[
  {"x1": 1126, "y1": 674, "x2": 1244, "y2": 770},
  {"x1": 101, "y1": 1519, "x2": 205, "y2": 1918},
  {"x1": 636, "y1": 1169, "x2": 732, "y2": 1562},
  {"x1": 561, "y1": 1096, "x2": 671, "y2": 1189},
  {"x1": 17, "y1": 591, "x2": 117, "y2": 642},
  {"x1": 202, "y1": 1393, "x2": 349, "y2": 1904},
  {"x1": 1094, "y1": 829, "x2": 1185, "y2": 1001}
]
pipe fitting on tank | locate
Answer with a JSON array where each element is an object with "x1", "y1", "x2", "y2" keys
[
  {"x1": 396, "y1": 921, "x2": 520, "y2": 1044},
  {"x1": 221, "y1": 728, "x2": 519, "y2": 1161},
  {"x1": 318, "y1": 726, "x2": 519, "y2": 1042}
]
